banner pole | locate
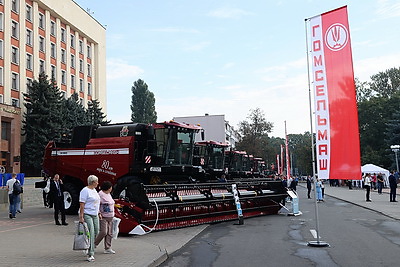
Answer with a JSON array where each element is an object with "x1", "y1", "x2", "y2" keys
[{"x1": 304, "y1": 18, "x2": 329, "y2": 247}]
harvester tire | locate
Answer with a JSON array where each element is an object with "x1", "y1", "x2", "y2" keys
[{"x1": 63, "y1": 183, "x2": 80, "y2": 215}]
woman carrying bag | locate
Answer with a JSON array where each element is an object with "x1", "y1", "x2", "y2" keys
[
  {"x1": 79, "y1": 175, "x2": 100, "y2": 262},
  {"x1": 94, "y1": 181, "x2": 116, "y2": 254}
]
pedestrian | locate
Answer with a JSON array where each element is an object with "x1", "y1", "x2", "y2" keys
[
  {"x1": 348, "y1": 179, "x2": 353, "y2": 190},
  {"x1": 306, "y1": 175, "x2": 312, "y2": 199},
  {"x1": 6, "y1": 173, "x2": 21, "y2": 219},
  {"x1": 372, "y1": 173, "x2": 377, "y2": 190},
  {"x1": 377, "y1": 173, "x2": 384, "y2": 194},
  {"x1": 95, "y1": 181, "x2": 116, "y2": 254},
  {"x1": 389, "y1": 170, "x2": 397, "y2": 202},
  {"x1": 50, "y1": 174, "x2": 68, "y2": 225},
  {"x1": 364, "y1": 173, "x2": 372, "y2": 202},
  {"x1": 42, "y1": 175, "x2": 51, "y2": 207},
  {"x1": 79, "y1": 175, "x2": 100, "y2": 262},
  {"x1": 316, "y1": 178, "x2": 323, "y2": 202},
  {"x1": 321, "y1": 180, "x2": 325, "y2": 198}
]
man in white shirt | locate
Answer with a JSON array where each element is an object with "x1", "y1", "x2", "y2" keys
[{"x1": 6, "y1": 173, "x2": 20, "y2": 219}]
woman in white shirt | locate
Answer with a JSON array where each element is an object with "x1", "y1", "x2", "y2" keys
[
  {"x1": 364, "y1": 173, "x2": 372, "y2": 202},
  {"x1": 79, "y1": 175, "x2": 100, "y2": 262}
]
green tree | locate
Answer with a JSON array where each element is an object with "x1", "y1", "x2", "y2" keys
[
  {"x1": 385, "y1": 109, "x2": 400, "y2": 170},
  {"x1": 87, "y1": 98, "x2": 110, "y2": 125},
  {"x1": 236, "y1": 108, "x2": 273, "y2": 157},
  {"x1": 355, "y1": 77, "x2": 373, "y2": 102},
  {"x1": 60, "y1": 93, "x2": 89, "y2": 131},
  {"x1": 263, "y1": 136, "x2": 284, "y2": 172},
  {"x1": 21, "y1": 73, "x2": 64, "y2": 171},
  {"x1": 130, "y1": 79, "x2": 157, "y2": 123},
  {"x1": 288, "y1": 132, "x2": 313, "y2": 176},
  {"x1": 369, "y1": 67, "x2": 400, "y2": 98}
]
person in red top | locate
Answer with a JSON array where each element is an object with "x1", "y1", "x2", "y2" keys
[{"x1": 372, "y1": 173, "x2": 377, "y2": 190}]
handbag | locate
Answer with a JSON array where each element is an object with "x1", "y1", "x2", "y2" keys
[
  {"x1": 73, "y1": 222, "x2": 90, "y2": 250},
  {"x1": 112, "y1": 217, "x2": 121, "y2": 239}
]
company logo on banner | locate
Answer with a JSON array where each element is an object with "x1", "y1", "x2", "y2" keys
[{"x1": 309, "y1": 6, "x2": 361, "y2": 180}]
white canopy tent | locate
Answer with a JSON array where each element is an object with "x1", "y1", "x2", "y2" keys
[{"x1": 360, "y1": 163, "x2": 390, "y2": 187}]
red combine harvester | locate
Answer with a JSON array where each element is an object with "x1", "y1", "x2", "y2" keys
[
  {"x1": 42, "y1": 122, "x2": 288, "y2": 234},
  {"x1": 193, "y1": 141, "x2": 229, "y2": 180}
]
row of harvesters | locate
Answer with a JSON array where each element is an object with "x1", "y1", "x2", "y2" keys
[{"x1": 41, "y1": 121, "x2": 288, "y2": 234}]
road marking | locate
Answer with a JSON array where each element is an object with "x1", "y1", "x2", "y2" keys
[
  {"x1": 0, "y1": 221, "x2": 52, "y2": 233},
  {"x1": 310, "y1": 229, "x2": 321, "y2": 239}
]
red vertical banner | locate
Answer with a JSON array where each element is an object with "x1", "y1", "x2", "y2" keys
[
  {"x1": 309, "y1": 6, "x2": 361, "y2": 180},
  {"x1": 280, "y1": 145, "x2": 284, "y2": 175},
  {"x1": 276, "y1": 154, "x2": 280, "y2": 175},
  {"x1": 285, "y1": 121, "x2": 291, "y2": 179}
]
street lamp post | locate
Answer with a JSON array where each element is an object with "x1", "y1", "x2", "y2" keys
[{"x1": 390, "y1": 145, "x2": 400, "y2": 173}]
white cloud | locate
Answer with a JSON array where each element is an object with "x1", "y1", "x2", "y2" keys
[
  {"x1": 376, "y1": 0, "x2": 400, "y2": 18},
  {"x1": 208, "y1": 7, "x2": 253, "y2": 19},
  {"x1": 148, "y1": 27, "x2": 200, "y2": 34},
  {"x1": 222, "y1": 62, "x2": 235, "y2": 69},
  {"x1": 183, "y1": 41, "x2": 211, "y2": 51},
  {"x1": 354, "y1": 53, "x2": 400, "y2": 81},
  {"x1": 106, "y1": 58, "x2": 144, "y2": 81}
]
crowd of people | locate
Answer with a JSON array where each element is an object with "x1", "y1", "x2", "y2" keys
[{"x1": 274, "y1": 171, "x2": 399, "y2": 204}]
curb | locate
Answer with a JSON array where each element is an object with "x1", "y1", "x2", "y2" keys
[{"x1": 325, "y1": 193, "x2": 400, "y2": 221}]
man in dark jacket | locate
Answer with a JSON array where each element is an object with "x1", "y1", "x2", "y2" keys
[
  {"x1": 50, "y1": 174, "x2": 68, "y2": 225},
  {"x1": 388, "y1": 170, "x2": 398, "y2": 202},
  {"x1": 306, "y1": 176, "x2": 312, "y2": 199}
]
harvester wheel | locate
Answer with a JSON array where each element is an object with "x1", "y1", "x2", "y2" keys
[{"x1": 63, "y1": 183, "x2": 80, "y2": 215}]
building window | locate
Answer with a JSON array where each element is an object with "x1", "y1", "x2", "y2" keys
[
  {"x1": 0, "y1": 95, "x2": 3, "y2": 104},
  {"x1": 0, "y1": 67, "x2": 3, "y2": 85},
  {"x1": 26, "y1": 78, "x2": 32, "y2": 93},
  {"x1": 87, "y1": 64, "x2": 91, "y2": 76},
  {"x1": 11, "y1": 21, "x2": 19, "y2": 39},
  {"x1": 26, "y1": 53, "x2": 32, "y2": 70},
  {"x1": 50, "y1": 21, "x2": 56, "y2": 36},
  {"x1": 11, "y1": 46, "x2": 19, "y2": 64},
  {"x1": 71, "y1": 75, "x2": 75, "y2": 88},
  {"x1": 39, "y1": 13, "x2": 45, "y2": 29},
  {"x1": 61, "y1": 28, "x2": 66, "y2": 42},
  {"x1": 0, "y1": 40, "x2": 3, "y2": 58},
  {"x1": 26, "y1": 29, "x2": 32, "y2": 46},
  {"x1": 26, "y1": 5, "x2": 32, "y2": 21},
  {"x1": 61, "y1": 49, "x2": 66, "y2": 63},
  {"x1": 79, "y1": 79, "x2": 84, "y2": 92},
  {"x1": 51, "y1": 43, "x2": 56, "y2": 58},
  {"x1": 71, "y1": 54, "x2": 75, "y2": 68},
  {"x1": 0, "y1": 13, "x2": 3, "y2": 31},
  {"x1": 11, "y1": 73, "x2": 19, "y2": 90},
  {"x1": 11, "y1": 98, "x2": 20, "y2": 107},
  {"x1": 51, "y1": 65, "x2": 56, "y2": 79},
  {"x1": 70, "y1": 34, "x2": 75, "y2": 48},
  {"x1": 11, "y1": 0, "x2": 19, "y2": 13},
  {"x1": 87, "y1": 45, "x2": 91, "y2": 58},
  {"x1": 79, "y1": 59, "x2": 83, "y2": 72},
  {"x1": 39, "y1": 60, "x2": 45, "y2": 73},
  {"x1": 79, "y1": 40, "x2": 84, "y2": 54},
  {"x1": 88, "y1": 83, "x2": 92, "y2": 95},
  {"x1": 39, "y1": 36, "x2": 45, "y2": 52},
  {"x1": 61, "y1": 70, "x2": 66, "y2": 84}
]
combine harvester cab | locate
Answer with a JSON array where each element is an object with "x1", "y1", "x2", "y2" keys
[
  {"x1": 193, "y1": 141, "x2": 229, "y2": 181},
  {"x1": 42, "y1": 122, "x2": 288, "y2": 235}
]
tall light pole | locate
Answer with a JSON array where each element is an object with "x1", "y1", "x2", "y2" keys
[{"x1": 391, "y1": 145, "x2": 400, "y2": 173}]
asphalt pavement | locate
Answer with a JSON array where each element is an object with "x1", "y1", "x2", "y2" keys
[{"x1": 0, "y1": 182, "x2": 399, "y2": 266}]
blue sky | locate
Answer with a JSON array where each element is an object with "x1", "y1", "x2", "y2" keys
[{"x1": 74, "y1": 0, "x2": 400, "y2": 138}]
